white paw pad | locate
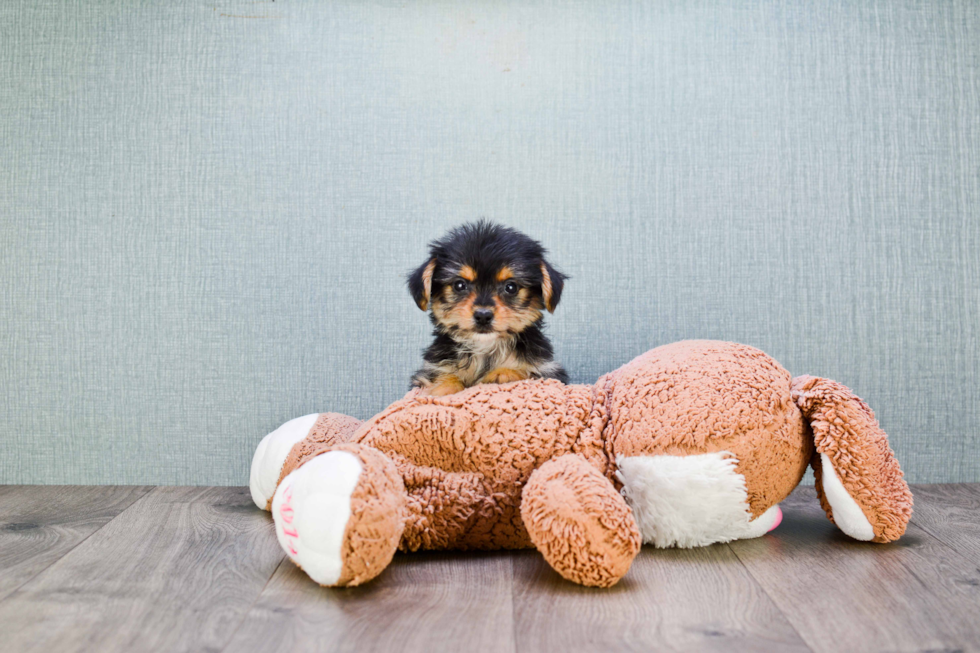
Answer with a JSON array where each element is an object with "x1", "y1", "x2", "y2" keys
[
  {"x1": 249, "y1": 413, "x2": 320, "y2": 510},
  {"x1": 819, "y1": 452, "x2": 875, "y2": 541},
  {"x1": 271, "y1": 451, "x2": 363, "y2": 586}
]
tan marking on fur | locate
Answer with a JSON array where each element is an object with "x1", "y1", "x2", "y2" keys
[
  {"x1": 419, "y1": 356, "x2": 483, "y2": 388},
  {"x1": 455, "y1": 341, "x2": 511, "y2": 387},
  {"x1": 418, "y1": 259, "x2": 437, "y2": 311},
  {"x1": 540, "y1": 262, "x2": 555, "y2": 313},
  {"x1": 459, "y1": 265, "x2": 477, "y2": 282},
  {"x1": 436, "y1": 287, "x2": 537, "y2": 337},
  {"x1": 481, "y1": 367, "x2": 528, "y2": 385},
  {"x1": 492, "y1": 295, "x2": 541, "y2": 334},
  {"x1": 478, "y1": 353, "x2": 548, "y2": 385},
  {"x1": 430, "y1": 298, "x2": 448, "y2": 325},
  {"x1": 432, "y1": 291, "x2": 478, "y2": 331},
  {"x1": 496, "y1": 266, "x2": 514, "y2": 282},
  {"x1": 425, "y1": 332, "x2": 537, "y2": 390},
  {"x1": 527, "y1": 292, "x2": 544, "y2": 311},
  {"x1": 447, "y1": 293, "x2": 478, "y2": 330},
  {"x1": 426, "y1": 374, "x2": 466, "y2": 396}
]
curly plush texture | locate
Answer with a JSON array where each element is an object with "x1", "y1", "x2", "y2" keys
[
  {"x1": 522, "y1": 455, "x2": 641, "y2": 587},
  {"x1": 604, "y1": 341, "x2": 811, "y2": 517},
  {"x1": 329, "y1": 443, "x2": 408, "y2": 587},
  {"x1": 350, "y1": 381, "x2": 606, "y2": 551},
  {"x1": 792, "y1": 375, "x2": 913, "y2": 543},
  {"x1": 276, "y1": 412, "x2": 363, "y2": 502},
  {"x1": 262, "y1": 340, "x2": 912, "y2": 587}
]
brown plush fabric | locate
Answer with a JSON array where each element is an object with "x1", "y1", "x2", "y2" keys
[
  {"x1": 521, "y1": 455, "x2": 641, "y2": 587},
  {"x1": 275, "y1": 412, "x2": 363, "y2": 500},
  {"x1": 792, "y1": 375, "x2": 913, "y2": 543},
  {"x1": 329, "y1": 443, "x2": 408, "y2": 587},
  {"x1": 350, "y1": 380, "x2": 607, "y2": 551},
  {"x1": 604, "y1": 341, "x2": 810, "y2": 517},
  {"x1": 269, "y1": 340, "x2": 912, "y2": 586}
]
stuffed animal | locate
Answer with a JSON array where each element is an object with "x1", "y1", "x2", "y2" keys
[{"x1": 249, "y1": 340, "x2": 912, "y2": 588}]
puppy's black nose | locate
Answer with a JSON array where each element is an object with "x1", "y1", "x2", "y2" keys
[{"x1": 473, "y1": 308, "x2": 494, "y2": 327}]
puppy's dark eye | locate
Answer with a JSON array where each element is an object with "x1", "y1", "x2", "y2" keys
[
  {"x1": 453, "y1": 279, "x2": 468, "y2": 293},
  {"x1": 503, "y1": 281, "x2": 518, "y2": 295}
]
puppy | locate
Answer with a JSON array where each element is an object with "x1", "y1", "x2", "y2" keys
[{"x1": 407, "y1": 221, "x2": 568, "y2": 396}]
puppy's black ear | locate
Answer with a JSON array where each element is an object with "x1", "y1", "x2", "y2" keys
[
  {"x1": 539, "y1": 261, "x2": 566, "y2": 313},
  {"x1": 407, "y1": 259, "x2": 437, "y2": 311}
]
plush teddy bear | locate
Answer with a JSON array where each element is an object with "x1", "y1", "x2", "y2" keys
[{"x1": 249, "y1": 340, "x2": 912, "y2": 588}]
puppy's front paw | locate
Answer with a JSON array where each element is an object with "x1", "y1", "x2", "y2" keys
[
  {"x1": 482, "y1": 367, "x2": 528, "y2": 385},
  {"x1": 427, "y1": 375, "x2": 465, "y2": 397}
]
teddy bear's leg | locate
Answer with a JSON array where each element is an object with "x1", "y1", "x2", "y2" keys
[
  {"x1": 395, "y1": 462, "x2": 516, "y2": 551},
  {"x1": 250, "y1": 412, "x2": 363, "y2": 510},
  {"x1": 520, "y1": 454, "x2": 641, "y2": 588},
  {"x1": 792, "y1": 375, "x2": 913, "y2": 543},
  {"x1": 271, "y1": 442, "x2": 407, "y2": 587}
]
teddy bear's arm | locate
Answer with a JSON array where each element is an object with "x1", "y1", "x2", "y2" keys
[
  {"x1": 393, "y1": 455, "x2": 526, "y2": 551},
  {"x1": 521, "y1": 454, "x2": 641, "y2": 587}
]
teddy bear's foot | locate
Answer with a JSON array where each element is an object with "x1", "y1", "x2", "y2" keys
[
  {"x1": 793, "y1": 375, "x2": 913, "y2": 543},
  {"x1": 743, "y1": 504, "x2": 783, "y2": 538},
  {"x1": 272, "y1": 443, "x2": 407, "y2": 587},
  {"x1": 250, "y1": 412, "x2": 364, "y2": 510},
  {"x1": 521, "y1": 454, "x2": 641, "y2": 588},
  {"x1": 250, "y1": 413, "x2": 321, "y2": 510},
  {"x1": 813, "y1": 452, "x2": 876, "y2": 540}
]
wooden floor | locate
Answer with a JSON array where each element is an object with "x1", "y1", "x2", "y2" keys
[{"x1": 1, "y1": 485, "x2": 978, "y2": 653}]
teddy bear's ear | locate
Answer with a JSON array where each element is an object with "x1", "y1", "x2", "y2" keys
[
  {"x1": 407, "y1": 259, "x2": 437, "y2": 311},
  {"x1": 540, "y1": 260, "x2": 566, "y2": 313}
]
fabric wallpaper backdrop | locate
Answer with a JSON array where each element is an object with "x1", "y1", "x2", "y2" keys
[{"x1": 1, "y1": 0, "x2": 978, "y2": 485}]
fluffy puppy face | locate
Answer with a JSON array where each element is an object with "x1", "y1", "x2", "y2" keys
[{"x1": 407, "y1": 221, "x2": 565, "y2": 341}]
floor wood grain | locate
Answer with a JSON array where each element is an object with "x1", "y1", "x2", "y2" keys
[
  {"x1": 1, "y1": 484, "x2": 979, "y2": 652},
  {"x1": 224, "y1": 550, "x2": 516, "y2": 653},
  {"x1": 0, "y1": 486, "x2": 284, "y2": 653},
  {"x1": 730, "y1": 487, "x2": 980, "y2": 653},
  {"x1": 513, "y1": 545, "x2": 809, "y2": 653},
  {"x1": 0, "y1": 485, "x2": 151, "y2": 602},
  {"x1": 909, "y1": 483, "x2": 980, "y2": 566}
]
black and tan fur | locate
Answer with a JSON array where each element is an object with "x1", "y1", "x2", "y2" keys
[{"x1": 407, "y1": 221, "x2": 568, "y2": 396}]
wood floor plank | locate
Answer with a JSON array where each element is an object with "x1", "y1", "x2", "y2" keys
[
  {"x1": 0, "y1": 485, "x2": 151, "y2": 602},
  {"x1": 3, "y1": 483, "x2": 978, "y2": 652},
  {"x1": 909, "y1": 483, "x2": 980, "y2": 566},
  {"x1": 730, "y1": 487, "x2": 980, "y2": 653},
  {"x1": 512, "y1": 544, "x2": 811, "y2": 652},
  {"x1": 224, "y1": 550, "x2": 516, "y2": 653},
  {"x1": 0, "y1": 486, "x2": 284, "y2": 653}
]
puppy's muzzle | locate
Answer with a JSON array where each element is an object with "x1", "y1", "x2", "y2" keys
[{"x1": 473, "y1": 308, "x2": 494, "y2": 329}]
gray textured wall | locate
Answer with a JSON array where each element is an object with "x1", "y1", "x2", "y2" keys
[{"x1": 2, "y1": 0, "x2": 978, "y2": 485}]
